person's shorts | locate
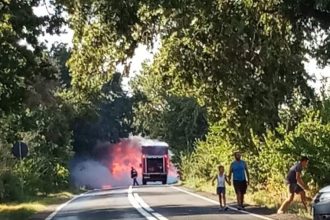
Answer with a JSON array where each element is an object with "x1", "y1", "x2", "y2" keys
[
  {"x1": 289, "y1": 183, "x2": 304, "y2": 194},
  {"x1": 233, "y1": 180, "x2": 247, "y2": 194},
  {"x1": 217, "y1": 187, "x2": 226, "y2": 195}
]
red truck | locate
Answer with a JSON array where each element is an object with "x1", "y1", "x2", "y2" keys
[{"x1": 141, "y1": 144, "x2": 169, "y2": 185}]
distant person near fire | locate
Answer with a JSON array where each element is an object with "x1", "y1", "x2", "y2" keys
[
  {"x1": 131, "y1": 167, "x2": 139, "y2": 186},
  {"x1": 228, "y1": 151, "x2": 250, "y2": 210},
  {"x1": 212, "y1": 165, "x2": 231, "y2": 211},
  {"x1": 277, "y1": 156, "x2": 309, "y2": 214}
]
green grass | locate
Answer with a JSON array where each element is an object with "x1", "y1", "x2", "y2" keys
[{"x1": 0, "y1": 192, "x2": 73, "y2": 220}]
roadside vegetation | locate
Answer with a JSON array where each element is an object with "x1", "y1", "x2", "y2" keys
[
  {"x1": 1, "y1": 0, "x2": 330, "y2": 218},
  {"x1": 0, "y1": 192, "x2": 73, "y2": 220}
]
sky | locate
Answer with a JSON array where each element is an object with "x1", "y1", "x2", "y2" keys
[{"x1": 33, "y1": 5, "x2": 330, "y2": 94}]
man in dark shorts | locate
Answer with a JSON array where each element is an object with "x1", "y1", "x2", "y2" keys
[
  {"x1": 277, "y1": 156, "x2": 309, "y2": 214},
  {"x1": 228, "y1": 152, "x2": 250, "y2": 210}
]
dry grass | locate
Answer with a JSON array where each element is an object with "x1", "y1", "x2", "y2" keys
[{"x1": 0, "y1": 192, "x2": 73, "y2": 220}]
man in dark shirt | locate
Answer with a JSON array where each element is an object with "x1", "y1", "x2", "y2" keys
[
  {"x1": 277, "y1": 156, "x2": 309, "y2": 214},
  {"x1": 131, "y1": 167, "x2": 139, "y2": 186}
]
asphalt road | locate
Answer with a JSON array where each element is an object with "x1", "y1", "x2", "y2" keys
[{"x1": 48, "y1": 185, "x2": 274, "y2": 220}]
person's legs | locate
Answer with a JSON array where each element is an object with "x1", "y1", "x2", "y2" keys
[
  {"x1": 299, "y1": 190, "x2": 308, "y2": 211},
  {"x1": 217, "y1": 187, "x2": 223, "y2": 208},
  {"x1": 241, "y1": 193, "x2": 245, "y2": 207},
  {"x1": 219, "y1": 193, "x2": 223, "y2": 207},
  {"x1": 223, "y1": 194, "x2": 227, "y2": 208},
  {"x1": 241, "y1": 181, "x2": 247, "y2": 208},
  {"x1": 234, "y1": 181, "x2": 241, "y2": 206},
  {"x1": 277, "y1": 191, "x2": 294, "y2": 213},
  {"x1": 236, "y1": 192, "x2": 242, "y2": 207}
]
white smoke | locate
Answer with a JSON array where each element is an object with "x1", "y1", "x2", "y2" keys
[
  {"x1": 71, "y1": 160, "x2": 112, "y2": 189},
  {"x1": 71, "y1": 136, "x2": 178, "y2": 189}
]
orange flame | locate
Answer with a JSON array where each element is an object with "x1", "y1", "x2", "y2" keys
[{"x1": 108, "y1": 139, "x2": 142, "y2": 181}]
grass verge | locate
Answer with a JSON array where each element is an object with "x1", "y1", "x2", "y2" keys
[
  {"x1": 0, "y1": 192, "x2": 73, "y2": 220},
  {"x1": 182, "y1": 178, "x2": 312, "y2": 219}
]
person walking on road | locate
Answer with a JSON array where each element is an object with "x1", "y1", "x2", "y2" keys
[
  {"x1": 228, "y1": 151, "x2": 250, "y2": 210},
  {"x1": 212, "y1": 165, "x2": 231, "y2": 211},
  {"x1": 277, "y1": 156, "x2": 309, "y2": 214},
  {"x1": 131, "y1": 167, "x2": 139, "y2": 186}
]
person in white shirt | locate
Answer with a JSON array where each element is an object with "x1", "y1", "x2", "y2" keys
[{"x1": 212, "y1": 165, "x2": 231, "y2": 210}]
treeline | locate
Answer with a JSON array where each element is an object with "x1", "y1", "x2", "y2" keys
[
  {"x1": 1, "y1": 0, "x2": 330, "y2": 206},
  {"x1": 0, "y1": 0, "x2": 136, "y2": 201}
]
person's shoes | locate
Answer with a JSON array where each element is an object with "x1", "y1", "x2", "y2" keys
[
  {"x1": 224, "y1": 207, "x2": 229, "y2": 211},
  {"x1": 277, "y1": 210, "x2": 284, "y2": 214},
  {"x1": 237, "y1": 206, "x2": 242, "y2": 210}
]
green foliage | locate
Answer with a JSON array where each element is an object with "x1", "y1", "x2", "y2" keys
[
  {"x1": 0, "y1": 0, "x2": 73, "y2": 200},
  {"x1": 131, "y1": 71, "x2": 208, "y2": 158},
  {"x1": 0, "y1": 172, "x2": 23, "y2": 202},
  {"x1": 50, "y1": 43, "x2": 72, "y2": 88},
  {"x1": 180, "y1": 122, "x2": 236, "y2": 182},
  {"x1": 1, "y1": 0, "x2": 329, "y2": 209},
  {"x1": 72, "y1": 72, "x2": 135, "y2": 154},
  {"x1": 279, "y1": 0, "x2": 330, "y2": 66},
  {"x1": 182, "y1": 105, "x2": 330, "y2": 205},
  {"x1": 20, "y1": 105, "x2": 72, "y2": 194}
]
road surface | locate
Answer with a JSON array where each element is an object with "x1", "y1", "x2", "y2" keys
[{"x1": 47, "y1": 185, "x2": 274, "y2": 220}]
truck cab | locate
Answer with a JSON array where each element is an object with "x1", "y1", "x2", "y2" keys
[{"x1": 141, "y1": 144, "x2": 169, "y2": 185}]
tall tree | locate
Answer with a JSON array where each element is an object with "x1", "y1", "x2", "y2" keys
[{"x1": 72, "y1": 72, "x2": 135, "y2": 155}]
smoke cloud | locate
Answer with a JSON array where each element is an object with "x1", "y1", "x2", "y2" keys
[{"x1": 71, "y1": 136, "x2": 178, "y2": 189}]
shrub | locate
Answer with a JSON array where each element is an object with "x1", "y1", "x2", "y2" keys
[
  {"x1": 0, "y1": 172, "x2": 23, "y2": 202},
  {"x1": 181, "y1": 109, "x2": 330, "y2": 206}
]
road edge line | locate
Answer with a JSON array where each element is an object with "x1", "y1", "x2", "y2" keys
[
  {"x1": 128, "y1": 186, "x2": 158, "y2": 220},
  {"x1": 171, "y1": 186, "x2": 274, "y2": 220},
  {"x1": 45, "y1": 191, "x2": 89, "y2": 220}
]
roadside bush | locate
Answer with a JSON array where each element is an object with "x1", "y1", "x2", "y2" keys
[
  {"x1": 0, "y1": 172, "x2": 23, "y2": 202},
  {"x1": 180, "y1": 121, "x2": 237, "y2": 185},
  {"x1": 181, "y1": 109, "x2": 330, "y2": 206}
]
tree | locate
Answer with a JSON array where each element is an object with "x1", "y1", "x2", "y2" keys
[
  {"x1": 50, "y1": 43, "x2": 72, "y2": 88},
  {"x1": 0, "y1": 0, "x2": 72, "y2": 198},
  {"x1": 131, "y1": 70, "x2": 208, "y2": 157},
  {"x1": 72, "y1": 73, "x2": 135, "y2": 155},
  {"x1": 278, "y1": 0, "x2": 330, "y2": 66}
]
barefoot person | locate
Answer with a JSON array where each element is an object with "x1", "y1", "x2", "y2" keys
[
  {"x1": 277, "y1": 156, "x2": 309, "y2": 214},
  {"x1": 212, "y1": 165, "x2": 231, "y2": 211},
  {"x1": 228, "y1": 152, "x2": 250, "y2": 210}
]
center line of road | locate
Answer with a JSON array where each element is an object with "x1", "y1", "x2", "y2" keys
[
  {"x1": 171, "y1": 186, "x2": 274, "y2": 220},
  {"x1": 133, "y1": 193, "x2": 168, "y2": 220},
  {"x1": 128, "y1": 186, "x2": 168, "y2": 220}
]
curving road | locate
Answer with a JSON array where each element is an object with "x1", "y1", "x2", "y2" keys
[{"x1": 47, "y1": 185, "x2": 274, "y2": 220}]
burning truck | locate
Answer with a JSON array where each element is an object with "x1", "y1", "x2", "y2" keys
[
  {"x1": 141, "y1": 142, "x2": 169, "y2": 185},
  {"x1": 71, "y1": 137, "x2": 176, "y2": 189}
]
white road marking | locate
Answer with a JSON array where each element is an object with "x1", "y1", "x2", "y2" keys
[
  {"x1": 45, "y1": 191, "x2": 89, "y2": 220},
  {"x1": 128, "y1": 186, "x2": 158, "y2": 220},
  {"x1": 171, "y1": 186, "x2": 274, "y2": 220},
  {"x1": 133, "y1": 193, "x2": 168, "y2": 220}
]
